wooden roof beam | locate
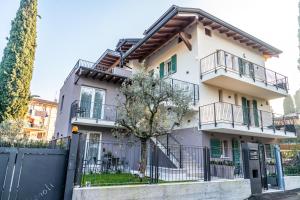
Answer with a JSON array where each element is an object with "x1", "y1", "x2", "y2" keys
[
  {"x1": 240, "y1": 39, "x2": 250, "y2": 43},
  {"x1": 203, "y1": 21, "x2": 213, "y2": 26},
  {"x1": 219, "y1": 29, "x2": 229, "y2": 34},
  {"x1": 233, "y1": 35, "x2": 243, "y2": 40},
  {"x1": 211, "y1": 24, "x2": 222, "y2": 30},
  {"x1": 178, "y1": 31, "x2": 192, "y2": 51},
  {"x1": 226, "y1": 32, "x2": 237, "y2": 37}
]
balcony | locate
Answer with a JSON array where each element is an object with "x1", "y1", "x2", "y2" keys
[
  {"x1": 199, "y1": 102, "x2": 296, "y2": 139},
  {"x1": 164, "y1": 77, "x2": 199, "y2": 105},
  {"x1": 200, "y1": 50, "x2": 288, "y2": 99},
  {"x1": 70, "y1": 100, "x2": 117, "y2": 127}
]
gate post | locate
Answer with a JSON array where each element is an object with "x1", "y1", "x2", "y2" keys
[
  {"x1": 274, "y1": 145, "x2": 285, "y2": 190},
  {"x1": 74, "y1": 133, "x2": 87, "y2": 186},
  {"x1": 64, "y1": 128, "x2": 80, "y2": 200},
  {"x1": 203, "y1": 147, "x2": 211, "y2": 181}
]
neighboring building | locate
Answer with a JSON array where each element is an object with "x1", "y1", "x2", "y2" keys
[
  {"x1": 25, "y1": 98, "x2": 58, "y2": 141},
  {"x1": 55, "y1": 5, "x2": 296, "y2": 187}
]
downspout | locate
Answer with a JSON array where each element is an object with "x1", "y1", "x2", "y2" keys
[{"x1": 274, "y1": 144, "x2": 285, "y2": 190}]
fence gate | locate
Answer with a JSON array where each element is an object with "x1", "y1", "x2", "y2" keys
[{"x1": 0, "y1": 147, "x2": 68, "y2": 200}]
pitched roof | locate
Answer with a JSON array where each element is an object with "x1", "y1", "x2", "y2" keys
[{"x1": 124, "y1": 5, "x2": 282, "y2": 61}]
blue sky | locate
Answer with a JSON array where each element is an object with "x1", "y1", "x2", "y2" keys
[{"x1": 0, "y1": 0, "x2": 299, "y2": 113}]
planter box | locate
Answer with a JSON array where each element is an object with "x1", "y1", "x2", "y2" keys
[
  {"x1": 211, "y1": 164, "x2": 235, "y2": 179},
  {"x1": 267, "y1": 176, "x2": 278, "y2": 186}
]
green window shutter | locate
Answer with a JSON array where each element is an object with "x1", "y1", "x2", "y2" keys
[
  {"x1": 232, "y1": 139, "x2": 240, "y2": 165},
  {"x1": 159, "y1": 62, "x2": 165, "y2": 78},
  {"x1": 210, "y1": 139, "x2": 221, "y2": 158},
  {"x1": 252, "y1": 100, "x2": 259, "y2": 127},
  {"x1": 171, "y1": 54, "x2": 177, "y2": 73},
  {"x1": 242, "y1": 97, "x2": 249, "y2": 125}
]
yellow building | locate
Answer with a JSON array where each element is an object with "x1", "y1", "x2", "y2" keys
[{"x1": 24, "y1": 98, "x2": 58, "y2": 141}]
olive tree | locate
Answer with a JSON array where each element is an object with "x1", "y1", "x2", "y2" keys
[{"x1": 114, "y1": 71, "x2": 192, "y2": 175}]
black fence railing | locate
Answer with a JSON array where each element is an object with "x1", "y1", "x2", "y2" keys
[
  {"x1": 79, "y1": 139, "x2": 219, "y2": 187},
  {"x1": 71, "y1": 100, "x2": 118, "y2": 122},
  {"x1": 282, "y1": 150, "x2": 300, "y2": 176},
  {"x1": 199, "y1": 102, "x2": 296, "y2": 135},
  {"x1": 164, "y1": 77, "x2": 199, "y2": 105},
  {"x1": 200, "y1": 50, "x2": 289, "y2": 91}
]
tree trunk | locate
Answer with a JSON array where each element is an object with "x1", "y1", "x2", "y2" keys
[{"x1": 139, "y1": 138, "x2": 147, "y2": 176}]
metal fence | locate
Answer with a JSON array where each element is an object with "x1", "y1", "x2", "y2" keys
[
  {"x1": 282, "y1": 150, "x2": 300, "y2": 176},
  {"x1": 79, "y1": 139, "x2": 215, "y2": 187},
  {"x1": 200, "y1": 50, "x2": 288, "y2": 91}
]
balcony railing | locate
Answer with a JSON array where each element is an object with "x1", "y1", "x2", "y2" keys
[
  {"x1": 199, "y1": 102, "x2": 296, "y2": 135},
  {"x1": 200, "y1": 50, "x2": 288, "y2": 91},
  {"x1": 164, "y1": 77, "x2": 199, "y2": 105},
  {"x1": 71, "y1": 100, "x2": 117, "y2": 122},
  {"x1": 75, "y1": 59, "x2": 132, "y2": 77}
]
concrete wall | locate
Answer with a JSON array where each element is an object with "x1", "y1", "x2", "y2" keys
[
  {"x1": 284, "y1": 176, "x2": 300, "y2": 191},
  {"x1": 72, "y1": 179, "x2": 251, "y2": 200},
  {"x1": 54, "y1": 69, "x2": 123, "y2": 138}
]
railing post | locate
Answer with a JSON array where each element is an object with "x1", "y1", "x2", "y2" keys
[
  {"x1": 214, "y1": 103, "x2": 217, "y2": 127},
  {"x1": 214, "y1": 52, "x2": 218, "y2": 73},
  {"x1": 272, "y1": 113, "x2": 275, "y2": 133},
  {"x1": 224, "y1": 53, "x2": 227, "y2": 72},
  {"x1": 193, "y1": 84, "x2": 196, "y2": 105},
  {"x1": 264, "y1": 68, "x2": 268, "y2": 86},
  {"x1": 283, "y1": 115, "x2": 286, "y2": 135},
  {"x1": 200, "y1": 61, "x2": 203, "y2": 80},
  {"x1": 167, "y1": 134, "x2": 169, "y2": 156},
  {"x1": 231, "y1": 104, "x2": 234, "y2": 128},
  {"x1": 275, "y1": 72, "x2": 278, "y2": 90},
  {"x1": 179, "y1": 145, "x2": 183, "y2": 168},
  {"x1": 199, "y1": 106, "x2": 201, "y2": 129},
  {"x1": 260, "y1": 110, "x2": 263, "y2": 132}
]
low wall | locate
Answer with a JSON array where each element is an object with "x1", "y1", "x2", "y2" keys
[
  {"x1": 285, "y1": 176, "x2": 300, "y2": 190},
  {"x1": 72, "y1": 179, "x2": 251, "y2": 200}
]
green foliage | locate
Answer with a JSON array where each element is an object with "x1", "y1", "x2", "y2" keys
[
  {"x1": 81, "y1": 173, "x2": 154, "y2": 186},
  {"x1": 115, "y1": 71, "x2": 191, "y2": 140},
  {"x1": 0, "y1": 120, "x2": 26, "y2": 143},
  {"x1": 294, "y1": 89, "x2": 300, "y2": 112},
  {"x1": 114, "y1": 71, "x2": 191, "y2": 174},
  {"x1": 283, "y1": 95, "x2": 295, "y2": 115},
  {"x1": 0, "y1": 0, "x2": 38, "y2": 122}
]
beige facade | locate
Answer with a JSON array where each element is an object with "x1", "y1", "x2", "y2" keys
[{"x1": 25, "y1": 98, "x2": 58, "y2": 141}]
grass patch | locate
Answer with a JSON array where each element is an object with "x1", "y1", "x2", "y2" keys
[{"x1": 81, "y1": 173, "x2": 156, "y2": 186}]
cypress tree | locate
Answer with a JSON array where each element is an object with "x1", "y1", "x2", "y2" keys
[
  {"x1": 0, "y1": 0, "x2": 38, "y2": 122},
  {"x1": 283, "y1": 95, "x2": 295, "y2": 115}
]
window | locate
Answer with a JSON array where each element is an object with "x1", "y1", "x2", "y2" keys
[
  {"x1": 218, "y1": 89, "x2": 223, "y2": 102},
  {"x1": 205, "y1": 28, "x2": 212, "y2": 37},
  {"x1": 80, "y1": 86, "x2": 105, "y2": 119},
  {"x1": 265, "y1": 144, "x2": 274, "y2": 159},
  {"x1": 159, "y1": 54, "x2": 177, "y2": 78},
  {"x1": 86, "y1": 133, "x2": 101, "y2": 164},
  {"x1": 166, "y1": 59, "x2": 172, "y2": 76},
  {"x1": 222, "y1": 140, "x2": 229, "y2": 158},
  {"x1": 211, "y1": 138, "x2": 230, "y2": 158},
  {"x1": 60, "y1": 95, "x2": 64, "y2": 111}
]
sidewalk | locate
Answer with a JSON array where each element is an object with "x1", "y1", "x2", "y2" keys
[{"x1": 248, "y1": 189, "x2": 300, "y2": 200}]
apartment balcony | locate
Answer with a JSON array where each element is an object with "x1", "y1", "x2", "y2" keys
[
  {"x1": 73, "y1": 59, "x2": 132, "y2": 84},
  {"x1": 164, "y1": 77, "x2": 199, "y2": 105},
  {"x1": 70, "y1": 100, "x2": 117, "y2": 128},
  {"x1": 199, "y1": 102, "x2": 296, "y2": 139},
  {"x1": 200, "y1": 50, "x2": 288, "y2": 99}
]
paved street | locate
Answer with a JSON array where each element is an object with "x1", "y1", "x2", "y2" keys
[{"x1": 248, "y1": 189, "x2": 300, "y2": 200}]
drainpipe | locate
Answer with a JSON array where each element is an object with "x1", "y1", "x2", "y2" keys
[{"x1": 274, "y1": 144, "x2": 285, "y2": 191}]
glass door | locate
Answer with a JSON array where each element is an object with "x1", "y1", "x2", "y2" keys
[{"x1": 80, "y1": 86, "x2": 105, "y2": 119}]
